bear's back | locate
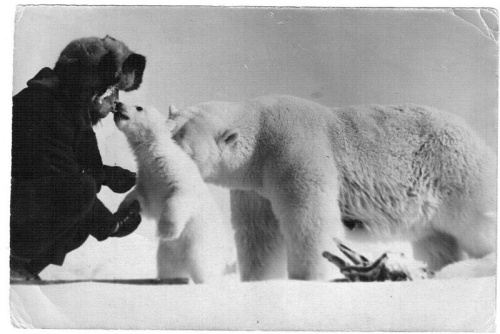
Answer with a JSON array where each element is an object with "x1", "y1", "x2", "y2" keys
[
  {"x1": 249, "y1": 95, "x2": 491, "y2": 231},
  {"x1": 331, "y1": 103, "x2": 491, "y2": 232}
]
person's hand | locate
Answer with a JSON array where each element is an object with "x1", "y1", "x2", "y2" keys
[
  {"x1": 110, "y1": 200, "x2": 142, "y2": 238},
  {"x1": 103, "y1": 166, "x2": 136, "y2": 193}
]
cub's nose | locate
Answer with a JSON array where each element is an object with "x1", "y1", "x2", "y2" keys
[{"x1": 114, "y1": 101, "x2": 123, "y2": 112}]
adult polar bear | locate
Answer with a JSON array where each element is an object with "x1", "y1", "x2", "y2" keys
[{"x1": 169, "y1": 95, "x2": 496, "y2": 281}]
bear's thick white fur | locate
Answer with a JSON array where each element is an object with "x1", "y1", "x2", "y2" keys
[
  {"x1": 170, "y1": 95, "x2": 496, "y2": 281},
  {"x1": 115, "y1": 104, "x2": 233, "y2": 283}
]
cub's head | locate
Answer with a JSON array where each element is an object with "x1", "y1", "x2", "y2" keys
[
  {"x1": 114, "y1": 103, "x2": 175, "y2": 145},
  {"x1": 169, "y1": 102, "x2": 253, "y2": 183}
]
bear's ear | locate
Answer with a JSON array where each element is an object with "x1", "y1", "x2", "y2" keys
[
  {"x1": 169, "y1": 105, "x2": 180, "y2": 117},
  {"x1": 165, "y1": 119, "x2": 177, "y2": 132},
  {"x1": 103, "y1": 35, "x2": 116, "y2": 42},
  {"x1": 218, "y1": 130, "x2": 239, "y2": 147}
]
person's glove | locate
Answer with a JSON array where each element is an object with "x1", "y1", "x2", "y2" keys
[
  {"x1": 102, "y1": 165, "x2": 136, "y2": 193},
  {"x1": 110, "y1": 200, "x2": 142, "y2": 238}
]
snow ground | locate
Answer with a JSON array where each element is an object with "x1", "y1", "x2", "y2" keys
[
  {"x1": 14, "y1": 177, "x2": 494, "y2": 331},
  {"x1": 10, "y1": 197, "x2": 497, "y2": 331},
  {"x1": 10, "y1": 277, "x2": 496, "y2": 331}
]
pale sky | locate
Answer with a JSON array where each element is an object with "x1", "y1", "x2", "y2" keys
[{"x1": 13, "y1": 7, "x2": 497, "y2": 152}]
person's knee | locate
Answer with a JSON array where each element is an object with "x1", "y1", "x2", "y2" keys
[{"x1": 11, "y1": 174, "x2": 96, "y2": 223}]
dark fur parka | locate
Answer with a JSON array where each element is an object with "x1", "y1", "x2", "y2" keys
[{"x1": 11, "y1": 36, "x2": 146, "y2": 270}]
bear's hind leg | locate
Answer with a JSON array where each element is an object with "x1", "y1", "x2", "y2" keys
[
  {"x1": 445, "y1": 185, "x2": 497, "y2": 262},
  {"x1": 421, "y1": 188, "x2": 496, "y2": 271},
  {"x1": 157, "y1": 195, "x2": 195, "y2": 240},
  {"x1": 445, "y1": 209, "x2": 496, "y2": 264},
  {"x1": 157, "y1": 240, "x2": 190, "y2": 280},
  {"x1": 186, "y1": 251, "x2": 226, "y2": 284},
  {"x1": 411, "y1": 231, "x2": 463, "y2": 271},
  {"x1": 230, "y1": 190, "x2": 287, "y2": 281},
  {"x1": 183, "y1": 219, "x2": 230, "y2": 284}
]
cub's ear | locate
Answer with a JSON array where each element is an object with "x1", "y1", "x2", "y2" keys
[
  {"x1": 169, "y1": 105, "x2": 179, "y2": 117},
  {"x1": 218, "y1": 130, "x2": 239, "y2": 147}
]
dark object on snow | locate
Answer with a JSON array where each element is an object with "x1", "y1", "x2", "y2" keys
[
  {"x1": 323, "y1": 239, "x2": 433, "y2": 282},
  {"x1": 10, "y1": 36, "x2": 146, "y2": 280}
]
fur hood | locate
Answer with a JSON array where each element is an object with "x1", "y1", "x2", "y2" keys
[{"x1": 54, "y1": 35, "x2": 146, "y2": 100}]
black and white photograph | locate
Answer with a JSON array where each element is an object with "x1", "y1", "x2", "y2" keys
[{"x1": 7, "y1": 3, "x2": 498, "y2": 331}]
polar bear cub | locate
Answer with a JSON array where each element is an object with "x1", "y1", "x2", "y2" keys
[{"x1": 114, "y1": 102, "x2": 233, "y2": 283}]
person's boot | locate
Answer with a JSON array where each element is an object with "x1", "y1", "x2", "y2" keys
[{"x1": 10, "y1": 255, "x2": 42, "y2": 281}]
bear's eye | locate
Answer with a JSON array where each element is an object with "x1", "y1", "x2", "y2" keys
[{"x1": 136, "y1": 106, "x2": 143, "y2": 111}]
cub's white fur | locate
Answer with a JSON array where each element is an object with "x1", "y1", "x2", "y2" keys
[
  {"x1": 170, "y1": 95, "x2": 496, "y2": 281},
  {"x1": 115, "y1": 104, "x2": 233, "y2": 283}
]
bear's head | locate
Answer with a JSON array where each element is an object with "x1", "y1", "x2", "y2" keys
[
  {"x1": 54, "y1": 35, "x2": 146, "y2": 124},
  {"x1": 169, "y1": 102, "x2": 254, "y2": 184},
  {"x1": 114, "y1": 102, "x2": 175, "y2": 147}
]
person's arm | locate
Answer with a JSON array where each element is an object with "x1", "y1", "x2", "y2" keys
[{"x1": 76, "y1": 125, "x2": 136, "y2": 194}]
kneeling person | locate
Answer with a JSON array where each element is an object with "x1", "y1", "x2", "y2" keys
[{"x1": 10, "y1": 36, "x2": 146, "y2": 280}]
